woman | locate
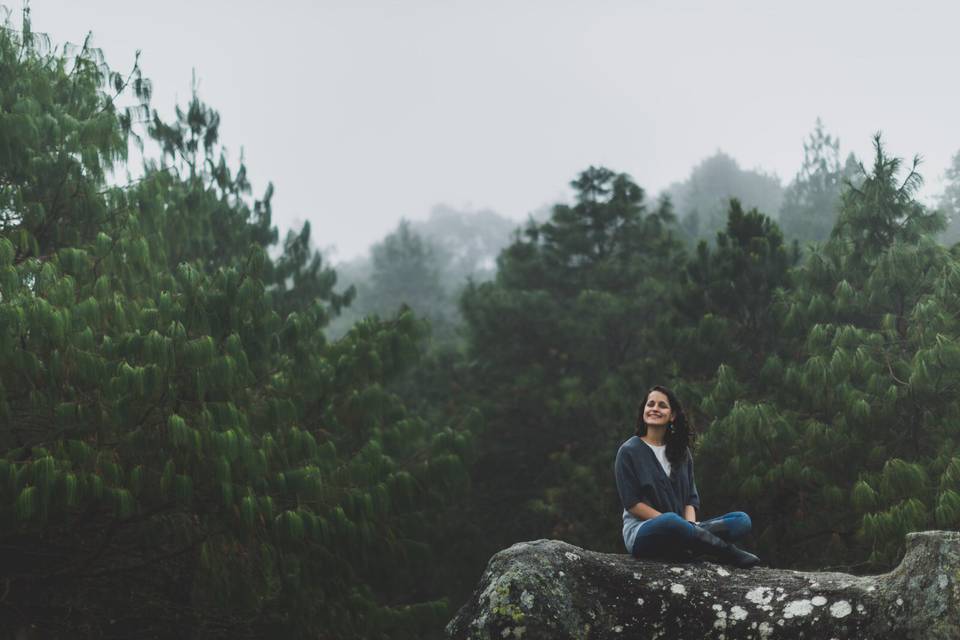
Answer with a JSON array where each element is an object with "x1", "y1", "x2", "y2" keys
[{"x1": 614, "y1": 385, "x2": 759, "y2": 568}]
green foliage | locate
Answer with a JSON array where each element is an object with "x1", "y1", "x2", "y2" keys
[
  {"x1": 8, "y1": 9, "x2": 958, "y2": 634},
  {"x1": 448, "y1": 133, "x2": 959, "y2": 577},
  {"x1": 459, "y1": 166, "x2": 687, "y2": 555},
  {"x1": 676, "y1": 200, "x2": 798, "y2": 381},
  {"x1": 0, "y1": 13, "x2": 467, "y2": 639},
  {"x1": 832, "y1": 135, "x2": 944, "y2": 267},
  {"x1": 697, "y1": 136, "x2": 955, "y2": 570}
]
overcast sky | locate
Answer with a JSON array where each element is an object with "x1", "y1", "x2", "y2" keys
[{"x1": 21, "y1": 0, "x2": 960, "y2": 261}]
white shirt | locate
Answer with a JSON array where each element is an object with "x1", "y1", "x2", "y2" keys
[{"x1": 643, "y1": 440, "x2": 671, "y2": 477}]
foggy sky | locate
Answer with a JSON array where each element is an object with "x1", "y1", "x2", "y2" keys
[{"x1": 23, "y1": 0, "x2": 960, "y2": 260}]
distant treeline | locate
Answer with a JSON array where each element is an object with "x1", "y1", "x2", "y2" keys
[
  {"x1": 333, "y1": 120, "x2": 959, "y2": 353},
  {"x1": 3, "y1": 11, "x2": 960, "y2": 640}
]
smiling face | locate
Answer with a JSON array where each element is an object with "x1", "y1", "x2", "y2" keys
[{"x1": 643, "y1": 390, "x2": 673, "y2": 428}]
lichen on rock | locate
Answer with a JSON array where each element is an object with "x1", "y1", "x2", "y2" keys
[{"x1": 447, "y1": 531, "x2": 960, "y2": 640}]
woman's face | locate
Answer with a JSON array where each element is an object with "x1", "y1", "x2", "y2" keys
[{"x1": 644, "y1": 390, "x2": 673, "y2": 428}]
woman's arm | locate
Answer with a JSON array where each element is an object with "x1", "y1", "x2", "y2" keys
[
  {"x1": 683, "y1": 504, "x2": 697, "y2": 523},
  {"x1": 627, "y1": 501, "x2": 662, "y2": 521}
]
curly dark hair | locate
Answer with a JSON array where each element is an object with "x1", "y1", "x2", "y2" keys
[{"x1": 634, "y1": 385, "x2": 694, "y2": 467}]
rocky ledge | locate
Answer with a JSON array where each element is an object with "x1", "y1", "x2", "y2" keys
[{"x1": 446, "y1": 531, "x2": 960, "y2": 640}]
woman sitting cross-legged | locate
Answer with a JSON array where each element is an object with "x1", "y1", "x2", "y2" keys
[{"x1": 614, "y1": 385, "x2": 760, "y2": 568}]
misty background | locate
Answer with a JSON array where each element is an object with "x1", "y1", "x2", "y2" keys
[{"x1": 27, "y1": 0, "x2": 960, "y2": 267}]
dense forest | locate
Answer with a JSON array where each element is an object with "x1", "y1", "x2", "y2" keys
[{"x1": 3, "y1": 12, "x2": 960, "y2": 639}]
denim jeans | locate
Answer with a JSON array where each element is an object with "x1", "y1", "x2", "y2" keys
[{"x1": 631, "y1": 511, "x2": 752, "y2": 559}]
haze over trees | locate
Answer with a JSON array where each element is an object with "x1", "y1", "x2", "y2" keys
[
  {"x1": 412, "y1": 205, "x2": 518, "y2": 283},
  {"x1": 937, "y1": 149, "x2": 960, "y2": 246},
  {"x1": 326, "y1": 206, "x2": 517, "y2": 344},
  {"x1": 778, "y1": 119, "x2": 861, "y2": 245},
  {"x1": 663, "y1": 150, "x2": 783, "y2": 243},
  {"x1": 4, "y1": 10, "x2": 960, "y2": 640}
]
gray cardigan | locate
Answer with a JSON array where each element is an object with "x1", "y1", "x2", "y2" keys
[{"x1": 614, "y1": 435, "x2": 700, "y2": 516}]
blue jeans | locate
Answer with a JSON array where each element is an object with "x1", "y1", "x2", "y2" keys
[{"x1": 631, "y1": 511, "x2": 752, "y2": 559}]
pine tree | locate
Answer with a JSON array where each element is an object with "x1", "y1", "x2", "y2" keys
[
  {"x1": 0, "y1": 13, "x2": 467, "y2": 638},
  {"x1": 674, "y1": 199, "x2": 798, "y2": 386},
  {"x1": 460, "y1": 167, "x2": 687, "y2": 554},
  {"x1": 696, "y1": 136, "x2": 953, "y2": 569}
]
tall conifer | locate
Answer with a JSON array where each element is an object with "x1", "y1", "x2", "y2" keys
[
  {"x1": 460, "y1": 167, "x2": 686, "y2": 554},
  {"x1": 697, "y1": 137, "x2": 952, "y2": 569},
  {"x1": 0, "y1": 13, "x2": 467, "y2": 637}
]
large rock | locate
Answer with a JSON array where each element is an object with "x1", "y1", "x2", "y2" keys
[{"x1": 446, "y1": 531, "x2": 960, "y2": 640}]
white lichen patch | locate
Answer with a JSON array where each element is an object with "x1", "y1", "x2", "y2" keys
[
  {"x1": 856, "y1": 604, "x2": 865, "y2": 614},
  {"x1": 612, "y1": 625, "x2": 623, "y2": 633},
  {"x1": 520, "y1": 591, "x2": 534, "y2": 610},
  {"x1": 670, "y1": 566, "x2": 685, "y2": 574},
  {"x1": 811, "y1": 596, "x2": 827, "y2": 606},
  {"x1": 632, "y1": 571, "x2": 642, "y2": 580},
  {"x1": 896, "y1": 597, "x2": 903, "y2": 606},
  {"x1": 670, "y1": 583, "x2": 687, "y2": 596},
  {"x1": 500, "y1": 626, "x2": 526, "y2": 639},
  {"x1": 783, "y1": 600, "x2": 814, "y2": 618},
  {"x1": 716, "y1": 566, "x2": 731, "y2": 577},
  {"x1": 758, "y1": 621, "x2": 773, "y2": 638},
  {"x1": 939, "y1": 574, "x2": 949, "y2": 589},
  {"x1": 829, "y1": 600, "x2": 852, "y2": 618},
  {"x1": 867, "y1": 585, "x2": 876, "y2": 592},
  {"x1": 730, "y1": 606, "x2": 748, "y2": 621},
  {"x1": 636, "y1": 598, "x2": 644, "y2": 605},
  {"x1": 746, "y1": 587, "x2": 774, "y2": 606},
  {"x1": 564, "y1": 552, "x2": 580, "y2": 561},
  {"x1": 714, "y1": 619, "x2": 727, "y2": 630}
]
